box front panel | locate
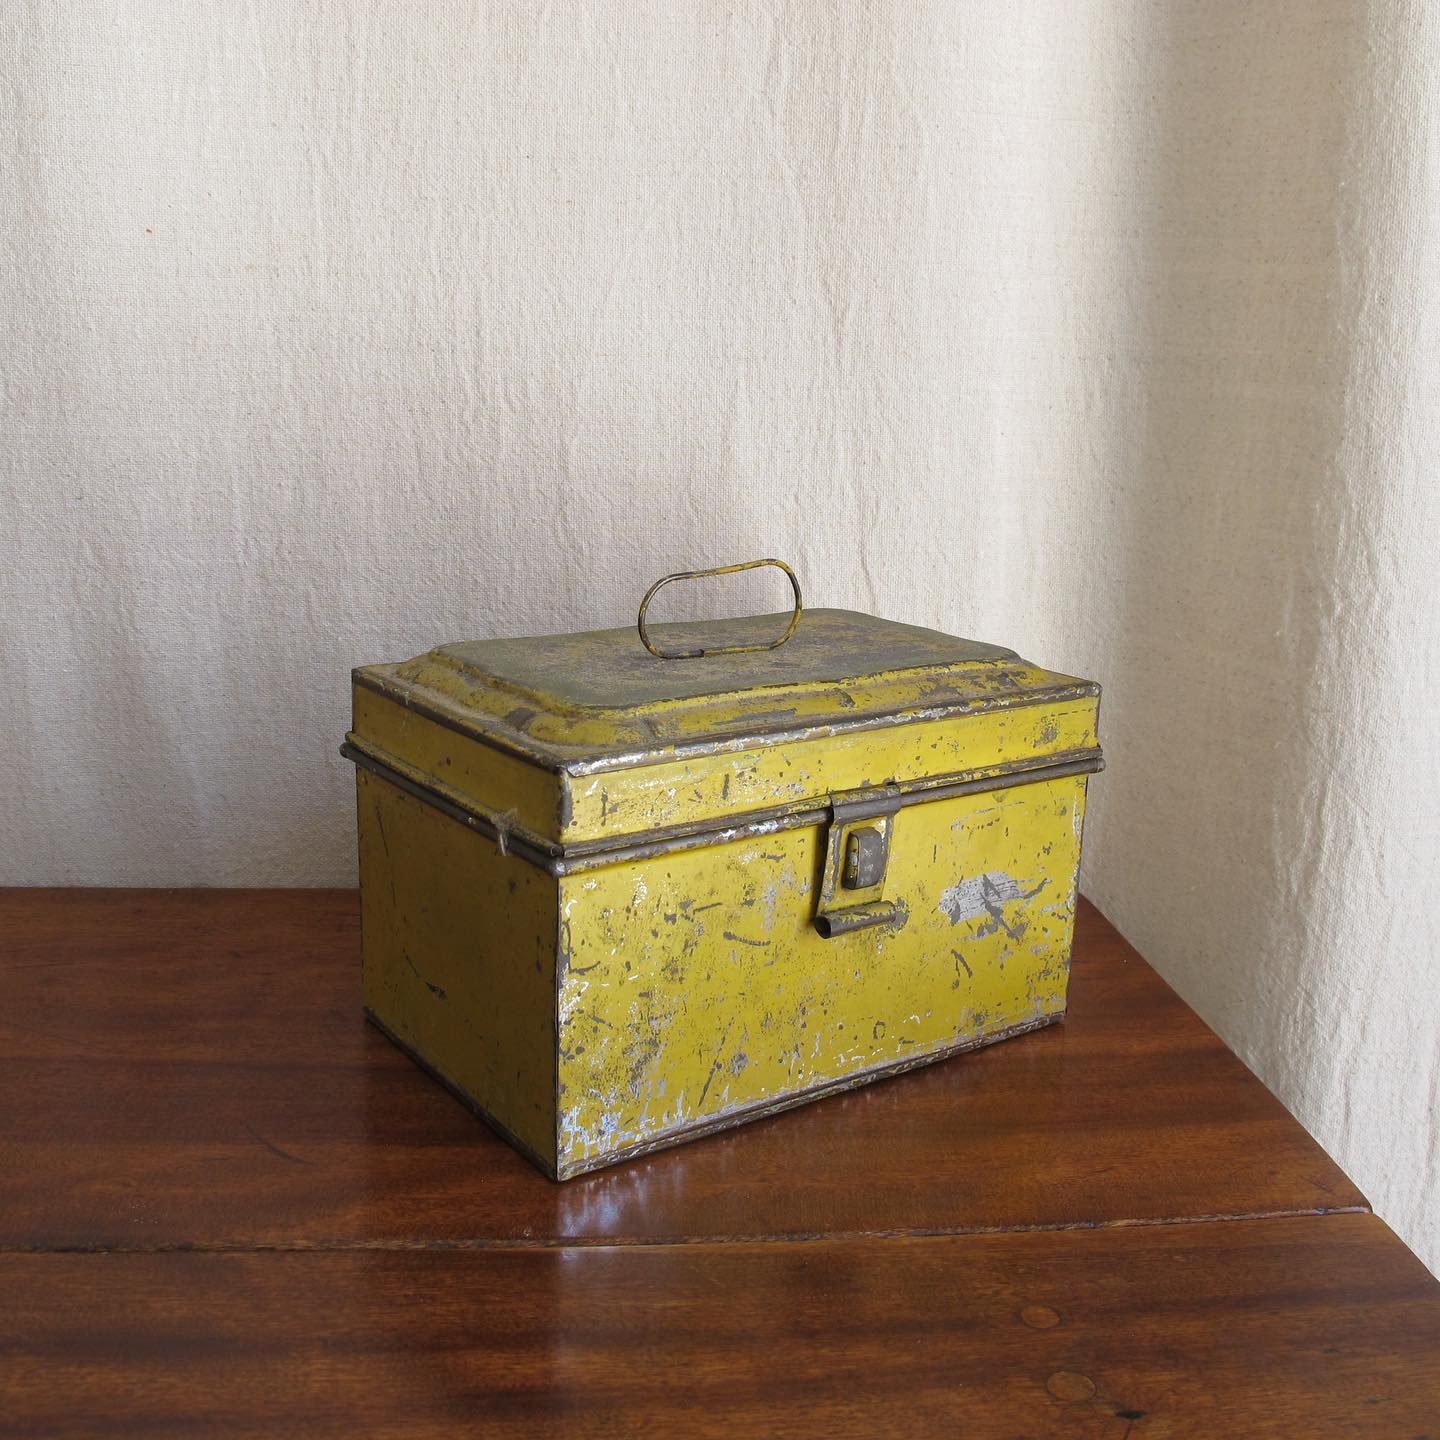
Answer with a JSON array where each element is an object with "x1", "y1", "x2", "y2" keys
[
  {"x1": 357, "y1": 769, "x2": 559, "y2": 1170},
  {"x1": 555, "y1": 773, "x2": 1088, "y2": 1175}
]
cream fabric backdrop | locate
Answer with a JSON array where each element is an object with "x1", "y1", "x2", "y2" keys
[{"x1": 4, "y1": 3, "x2": 1437, "y2": 1270}]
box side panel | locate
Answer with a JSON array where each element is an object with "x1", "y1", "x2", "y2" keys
[
  {"x1": 555, "y1": 773, "x2": 1088, "y2": 1175},
  {"x1": 563, "y1": 695, "x2": 1098, "y2": 843},
  {"x1": 352, "y1": 682, "x2": 564, "y2": 845},
  {"x1": 357, "y1": 768, "x2": 558, "y2": 1171}
]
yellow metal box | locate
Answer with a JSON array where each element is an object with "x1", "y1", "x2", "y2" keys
[{"x1": 343, "y1": 563, "x2": 1102, "y2": 1179}]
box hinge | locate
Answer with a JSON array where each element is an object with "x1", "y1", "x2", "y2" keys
[{"x1": 813, "y1": 784, "x2": 903, "y2": 938}]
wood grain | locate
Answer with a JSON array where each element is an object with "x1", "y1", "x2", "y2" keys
[
  {"x1": 2, "y1": 1214, "x2": 1436, "y2": 1438},
  {"x1": 0, "y1": 889, "x2": 1364, "y2": 1248},
  {"x1": 1, "y1": 888, "x2": 1433, "y2": 1438}
]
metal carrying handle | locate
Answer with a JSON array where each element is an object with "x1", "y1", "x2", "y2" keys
[{"x1": 637, "y1": 558, "x2": 803, "y2": 659}]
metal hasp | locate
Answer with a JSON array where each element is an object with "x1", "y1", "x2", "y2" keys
[
  {"x1": 844, "y1": 826, "x2": 888, "y2": 889},
  {"x1": 814, "y1": 785, "x2": 902, "y2": 938}
]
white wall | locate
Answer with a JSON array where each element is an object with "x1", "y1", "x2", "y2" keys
[{"x1": 3, "y1": 3, "x2": 1436, "y2": 1271}]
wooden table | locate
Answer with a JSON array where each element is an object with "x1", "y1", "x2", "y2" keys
[{"x1": 2, "y1": 890, "x2": 1436, "y2": 1437}]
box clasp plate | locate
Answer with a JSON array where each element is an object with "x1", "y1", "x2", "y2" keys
[{"x1": 813, "y1": 784, "x2": 903, "y2": 938}]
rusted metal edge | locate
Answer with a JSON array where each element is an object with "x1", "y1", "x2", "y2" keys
[
  {"x1": 554, "y1": 1010, "x2": 1064, "y2": 1179},
  {"x1": 364, "y1": 1009, "x2": 563, "y2": 1180},
  {"x1": 560, "y1": 754, "x2": 1102, "y2": 869},
  {"x1": 351, "y1": 665, "x2": 1101, "y2": 777},
  {"x1": 562, "y1": 751, "x2": 1105, "y2": 863},
  {"x1": 342, "y1": 740, "x2": 1104, "y2": 877}
]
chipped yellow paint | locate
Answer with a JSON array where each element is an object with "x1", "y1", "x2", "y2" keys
[
  {"x1": 349, "y1": 608, "x2": 1099, "y2": 849},
  {"x1": 561, "y1": 698, "x2": 1097, "y2": 843},
  {"x1": 553, "y1": 773, "x2": 1088, "y2": 1176},
  {"x1": 352, "y1": 676, "x2": 1095, "y2": 850},
  {"x1": 347, "y1": 604, "x2": 1101, "y2": 1179},
  {"x1": 352, "y1": 683, "x2": 562, "y2": 841}
]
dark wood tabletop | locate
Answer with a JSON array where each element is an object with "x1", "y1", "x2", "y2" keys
[{"x1": 2, "y1": 889, "x2": 1436, "y2": 1437}]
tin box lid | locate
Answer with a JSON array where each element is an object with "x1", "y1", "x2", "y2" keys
[{"x1": 354, "y1": 607, "x2": 1095, "y2": 770}]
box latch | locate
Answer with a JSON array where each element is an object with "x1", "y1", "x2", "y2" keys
[{"x1": 813, "y1": 784, "x2": 903, "y2": 938}]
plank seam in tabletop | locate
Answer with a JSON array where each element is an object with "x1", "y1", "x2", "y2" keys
[
  {"x1": 0, "y1": 1206, "x2": 1374, "y2": 1256},
  {"x1": 4, "y1": 1215, "x2": 1438, "y2": 1439}
]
